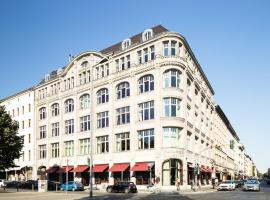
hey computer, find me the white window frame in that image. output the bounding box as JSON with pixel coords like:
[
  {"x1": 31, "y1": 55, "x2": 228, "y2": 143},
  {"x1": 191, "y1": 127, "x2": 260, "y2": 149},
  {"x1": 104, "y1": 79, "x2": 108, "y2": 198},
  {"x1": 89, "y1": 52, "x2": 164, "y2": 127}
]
[{"x1": 138, "y1": 129, "x2": 154, "y2": 149}]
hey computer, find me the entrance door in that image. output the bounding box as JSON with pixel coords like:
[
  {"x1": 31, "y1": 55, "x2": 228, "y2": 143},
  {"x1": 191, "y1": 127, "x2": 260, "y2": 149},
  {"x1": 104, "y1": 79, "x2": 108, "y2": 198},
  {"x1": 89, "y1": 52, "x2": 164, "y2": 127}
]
[{"x1": 162, "y1": 159, "x2": 182, "y2": 186}]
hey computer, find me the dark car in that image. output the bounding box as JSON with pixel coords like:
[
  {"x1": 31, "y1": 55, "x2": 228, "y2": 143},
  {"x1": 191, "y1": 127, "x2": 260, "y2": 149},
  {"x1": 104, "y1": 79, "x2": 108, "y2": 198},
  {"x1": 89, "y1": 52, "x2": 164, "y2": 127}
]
[{"x1": 106, "y1": 182, "x2": 137, "y2": 193}]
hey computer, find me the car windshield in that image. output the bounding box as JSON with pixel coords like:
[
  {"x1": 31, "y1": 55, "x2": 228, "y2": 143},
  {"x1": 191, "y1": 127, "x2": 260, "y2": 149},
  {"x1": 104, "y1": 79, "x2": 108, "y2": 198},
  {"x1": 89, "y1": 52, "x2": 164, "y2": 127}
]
[{"x1": 247, "y1": 180, "x2": 258, "y2": 184}]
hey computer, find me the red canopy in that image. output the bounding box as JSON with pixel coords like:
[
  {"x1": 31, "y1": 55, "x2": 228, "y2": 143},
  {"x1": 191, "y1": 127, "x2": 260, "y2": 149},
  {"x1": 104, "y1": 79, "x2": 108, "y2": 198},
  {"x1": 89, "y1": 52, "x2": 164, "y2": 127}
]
[
  {"x1": 200, "y1": 166, "x2": 208, "y2": 173},
  {"x1": 72, "y1": 165, "x2": 89, "y2": 172},
  {"x1": 46, "y1": 167, "x2": 58, "y2": 173},
  {"x1": 56, "y1": 166, "x2": 74, "y2": 173},
  {"x1": 109, "y1": 163, "x2": 129, "y2": 172},
  {"x1": 131, "y1": 162, "x2": 149, "y2": 171},
  {"x1": 93, "y1": 164, "x2": 109, "y2": 173}
]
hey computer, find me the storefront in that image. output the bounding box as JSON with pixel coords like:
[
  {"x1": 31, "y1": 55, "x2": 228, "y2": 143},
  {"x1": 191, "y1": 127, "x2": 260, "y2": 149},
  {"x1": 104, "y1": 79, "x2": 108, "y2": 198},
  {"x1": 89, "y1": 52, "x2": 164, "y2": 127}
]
[
  {"x1": 56, "y1": 166, "x2": 74, "y2": 183},
  {"x1": 162, "y1": 159, "x2": 183, "y2": 186},
  {"x1": 109, "y1": 163, "x2": 130, "y2": 183},
  {"x1": 72, "y1": 165, "x2": 90, "y2": 186},
  {"x1": 131, "y1": 162, "x2": 155, "y2": 185},
  {"x1": 187, "y1": 163, "x2": 194, "y2": 185},
  {"x1": 46, "y1": 166, "x2": 59, "y2": 181},
  {"x1": 93, "y1": 164, "x2": 109, "y2": 185}
]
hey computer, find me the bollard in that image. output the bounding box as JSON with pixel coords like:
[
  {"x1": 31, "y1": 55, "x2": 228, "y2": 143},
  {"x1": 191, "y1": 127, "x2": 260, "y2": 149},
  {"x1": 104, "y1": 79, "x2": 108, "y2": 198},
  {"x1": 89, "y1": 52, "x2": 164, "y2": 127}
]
[{"x1": 32, "y1": 184, "x2": 34, "y2": 192}]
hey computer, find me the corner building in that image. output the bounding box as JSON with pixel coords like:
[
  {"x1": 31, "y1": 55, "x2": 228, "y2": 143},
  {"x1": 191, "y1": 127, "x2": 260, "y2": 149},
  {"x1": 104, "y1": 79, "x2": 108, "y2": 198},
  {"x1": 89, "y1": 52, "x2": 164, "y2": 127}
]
[{"x1": 33, "y1": 25, "x2": 243, "y2": 189}]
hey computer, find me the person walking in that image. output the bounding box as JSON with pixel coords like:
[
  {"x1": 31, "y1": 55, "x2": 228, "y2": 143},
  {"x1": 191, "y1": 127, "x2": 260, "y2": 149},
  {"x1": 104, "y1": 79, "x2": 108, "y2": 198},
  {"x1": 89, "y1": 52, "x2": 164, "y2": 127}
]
[{"x1": 176, "y1": 178, "x2": 180, "y2": 191}]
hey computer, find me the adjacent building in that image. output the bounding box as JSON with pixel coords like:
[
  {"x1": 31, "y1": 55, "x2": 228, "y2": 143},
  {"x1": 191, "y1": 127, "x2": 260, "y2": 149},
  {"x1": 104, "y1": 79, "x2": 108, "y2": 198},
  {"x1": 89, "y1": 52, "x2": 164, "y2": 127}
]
[{"x1": 0, "y1": 25, "x2": 257, "y2": 188}]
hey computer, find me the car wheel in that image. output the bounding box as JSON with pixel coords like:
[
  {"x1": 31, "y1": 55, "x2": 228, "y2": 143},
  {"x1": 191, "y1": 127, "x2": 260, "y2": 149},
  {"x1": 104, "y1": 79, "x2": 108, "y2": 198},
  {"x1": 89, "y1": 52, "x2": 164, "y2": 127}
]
[
  {"x1": 107, "y1": 188, "x2": 112, "y2": 193},
  {"x1": 72, "y1": 188, "x2": 75, "y2": 191},
  {"x1": 124, "y1": 188, "x2": 129, "y2": 193},
  {"x1": 60, "y1": 188, "x2": 64, "y2": 191}
]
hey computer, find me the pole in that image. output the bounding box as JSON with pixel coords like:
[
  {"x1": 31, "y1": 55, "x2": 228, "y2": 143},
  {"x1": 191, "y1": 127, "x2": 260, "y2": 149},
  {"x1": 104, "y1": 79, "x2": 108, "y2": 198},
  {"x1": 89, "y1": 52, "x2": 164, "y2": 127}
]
[{"x1": 66, "y1": 159, "x2": 68, "y2": 199}]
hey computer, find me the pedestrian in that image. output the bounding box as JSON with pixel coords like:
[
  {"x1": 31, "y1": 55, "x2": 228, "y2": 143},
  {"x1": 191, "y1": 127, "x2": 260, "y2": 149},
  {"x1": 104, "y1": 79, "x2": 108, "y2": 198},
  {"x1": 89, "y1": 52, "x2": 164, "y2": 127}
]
[
  {"x1": 212, "y1": 178, "x2": 215, "y2": 189},
  {"x1": 176, "y1": 178, "x2": 180, "y2": 191}
]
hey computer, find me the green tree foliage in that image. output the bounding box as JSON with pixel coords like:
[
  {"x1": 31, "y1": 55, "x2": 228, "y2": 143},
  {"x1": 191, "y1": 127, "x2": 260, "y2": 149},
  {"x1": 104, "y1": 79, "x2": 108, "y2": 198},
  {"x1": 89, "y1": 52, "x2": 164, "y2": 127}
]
[{"x1": 0, "y1": 105, "x2": 23, "y2": 170}]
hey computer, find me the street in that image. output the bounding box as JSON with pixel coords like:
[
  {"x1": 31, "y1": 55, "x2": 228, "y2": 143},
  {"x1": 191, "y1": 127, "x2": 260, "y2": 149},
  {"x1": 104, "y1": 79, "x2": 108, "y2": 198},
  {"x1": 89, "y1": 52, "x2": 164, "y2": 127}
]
[{"x1": 1, "y1": 181, "x2": 270, "y2": 200}]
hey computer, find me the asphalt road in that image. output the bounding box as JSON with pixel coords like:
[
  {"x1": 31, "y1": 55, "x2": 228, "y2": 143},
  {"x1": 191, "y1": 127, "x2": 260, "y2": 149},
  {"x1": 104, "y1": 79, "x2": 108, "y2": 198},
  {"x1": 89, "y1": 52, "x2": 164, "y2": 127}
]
[{"x1": 1, "y1": 181, "x2": 269, "y2": 200}]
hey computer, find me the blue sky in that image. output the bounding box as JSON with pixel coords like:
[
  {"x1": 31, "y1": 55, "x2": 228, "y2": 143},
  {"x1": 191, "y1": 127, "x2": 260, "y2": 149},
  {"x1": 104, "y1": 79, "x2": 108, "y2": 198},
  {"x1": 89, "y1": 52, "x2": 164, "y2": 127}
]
[{"x1": 0, "y1": 0, "x2": 269, "y2": 173}]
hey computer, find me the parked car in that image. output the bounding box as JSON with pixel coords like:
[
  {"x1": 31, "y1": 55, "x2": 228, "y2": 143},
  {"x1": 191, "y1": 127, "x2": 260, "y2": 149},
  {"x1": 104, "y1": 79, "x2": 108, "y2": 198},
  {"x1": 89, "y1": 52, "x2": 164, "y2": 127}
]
[
  {"x1": 0, "y1": 179, "x2": 7, "y2": 188},
  {"x1": 60, "y1": 181, "x2": 84, "y2": 191},
  {"x1": 217, "y1": 180, "x2": 236, "y2": 191},
  {"x1": 106, "y1": 182, "x2": 137, "y2": 193},
  {"x1": 243, "y1": 179, "x2": 260, "y2": 191}
]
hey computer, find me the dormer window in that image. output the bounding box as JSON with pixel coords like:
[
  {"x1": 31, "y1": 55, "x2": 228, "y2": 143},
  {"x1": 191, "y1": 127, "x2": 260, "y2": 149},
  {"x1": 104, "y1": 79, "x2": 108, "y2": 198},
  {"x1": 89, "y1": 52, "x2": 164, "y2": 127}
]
[
  {"x1": 142, "y1": 29, "x2": 153, "y2": 41},
  {"x1": 122, "y1": 38, "x2": 131, "y2": 50},
  {"x1": 81, "y1": 61, "x2": 89, "y2": 68}
]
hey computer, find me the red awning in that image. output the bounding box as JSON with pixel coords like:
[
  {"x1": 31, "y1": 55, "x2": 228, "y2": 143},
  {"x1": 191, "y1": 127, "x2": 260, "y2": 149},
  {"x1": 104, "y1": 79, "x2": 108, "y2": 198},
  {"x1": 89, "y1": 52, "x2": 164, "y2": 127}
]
[
  {"x1": 72, "y1": 165, "x2": 89, "y2": 172},
  {"x1": 131, "y1": 162, "x2": 149, "y2": 171},
  {"x1": 93, "y1": 164, "x2": 109, "y2": 173},
  {"x1": 56, "y1": 166, "x2": 74, "y2": 173},
  {"x1": 109, "y1": 163, "x2": 129, "y2": 172},
  {"x1": 46, "y1": 167, "x2": 58, "y2": 173},
  {"x1": 200, "y1": 167, "x2": 208, "y2": 173}
]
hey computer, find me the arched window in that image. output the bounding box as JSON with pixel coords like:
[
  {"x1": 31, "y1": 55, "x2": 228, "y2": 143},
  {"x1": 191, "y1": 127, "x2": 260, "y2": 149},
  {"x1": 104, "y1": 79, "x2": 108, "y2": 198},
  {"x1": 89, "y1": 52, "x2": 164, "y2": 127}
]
[
  {"x1": 116, "y1": 82, "x2": 130, "y2": 99},
  {"x1": 122, "y1": 38, "x2": 131, "y2": 50},
  {"x1": 64, "y1": 99, "x2": 74, "y2": 113},
  {"x1": 39, "y1": 107, "x2": 46, "y2": 120},
  {"x1": 97, "y1": 88, "x2": 109, "y2": 104},
  {"x1": 163, "y1": 98, "x2": 181, "y2": 117},
  {"x1": 142, "y1": 29, "x2": 153, "y2": 41},
  {"x1": 51, "y1": 103, "x2": 59, "y2": 117},
  {"x1": 81, "y1": 61, "x2": 89, "y2": 68},
  {"x1": 163, "y1": 69, "x2": 181, "y2": 88},
  {"x1": 162, "y1": 159, "x2": 183, "y2": 186},
  {"x1": 80, "y1": 94, "x2": 90, "y2": 109},
  {"x1": 138, "y1": 74, "x2": 154, "y2": 94}
]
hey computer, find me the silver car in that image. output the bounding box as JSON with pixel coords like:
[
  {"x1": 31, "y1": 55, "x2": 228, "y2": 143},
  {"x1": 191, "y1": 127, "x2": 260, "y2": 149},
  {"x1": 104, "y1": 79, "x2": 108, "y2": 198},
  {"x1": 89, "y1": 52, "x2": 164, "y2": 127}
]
[{"x1": 243, "y1": 179, "x2": 260, "y2": 191}]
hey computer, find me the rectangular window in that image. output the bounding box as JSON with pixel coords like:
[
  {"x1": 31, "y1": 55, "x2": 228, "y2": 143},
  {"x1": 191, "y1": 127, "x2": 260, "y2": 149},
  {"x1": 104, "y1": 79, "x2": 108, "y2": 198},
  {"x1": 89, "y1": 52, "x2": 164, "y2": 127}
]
[
  {"x1": 97, "y1": 135, "x2": 109, "y2": 153},
  {"x1": 163, "y1": 41, "x2": 169, "y2": 56},
  {"x1": 115, "y1": 59, "x2": 120, "y2": 72},
  {"x1": 39, "y1": 125, "x2": 46, "y2": 139},
  {"x1": 163, "y1": 127, "x2": 181, "y2": 148},
  {"x1": 80, "y1": 115, "x2": 91, "y2": 132},
  {"x1": 171, "y1": 41, "x2": 176, "y2": 56},
  {"x1": 143, "y1": 48, "x2": 148, "y2": 63},
  {"x1": 121, "y1": 57, "x2": 125, "y2": 70},
  {"x1": 100, "y1": 65, "x2": 105, "y2": 77},
  {"x1": 28, "y1": 150, "x2": 31, "y2": 161},
  {"x1": 39, "y1": 145, "x2": 46, "y2": 159},
  {"x1": 28, "y1": 134, "x2": 31, "y2": 143},
  {"x1": 138, "y1": 129, "x2": 154, "y2": 150},
  {"x1": 97, "y1": 111, "x2": 109, "y2": 128},
  {"x1": 126, "y1": 55, "x2": 131, "y2": 68},
  {"x1": 64, "y1": 141, "x2": 74, "y2": 156},
  {"x1": 51, "y1": 143, "x2": 59, "y2": 158},
  {"x1": 22, "y1": 106, "x2": 24, "y2": 114},
  {"x1": 79, "y1": 138, "x2": 90, "y2": 155},
  {"x1": 65, "y1": 119, "x2": 74, "y2": 134},
  {"x1": 51, "y1": 122, "x2": 60, "y2": 137},
  {"x1": 28, "y1": 104, "x2": 31, "y2": 112},
  {"x1": 139, "y1": 101, "x2": 154, "y2": 121},
  {"x1": 116, "y1": 132, "x2": 130, "y2": 152},
  {"x1": 150, "y1": 46, "x2": 155, "y2": 60},
  {"x1": 28, "y1": 119, "x2": 31, "y2": 127},
  {"x1": 137, "y1": 51, "x2": 142, "y2": 64},
  {"x1": 116, "y1": 106, "x2": 130, "y2": 125},
  {"x1": 163, "y1": 98, "x2": 181, "y2": 117}
]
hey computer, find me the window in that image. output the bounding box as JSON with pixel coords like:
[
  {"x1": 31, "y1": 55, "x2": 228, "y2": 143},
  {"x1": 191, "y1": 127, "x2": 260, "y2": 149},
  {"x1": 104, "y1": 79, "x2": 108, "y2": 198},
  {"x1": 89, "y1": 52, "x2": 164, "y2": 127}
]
[
  {"x1": 80, "y1": 138, "x2": 90, "y2": 155},
  {"x1": 64, "y1": 99, "x2": 74, "y2": 113},
  {"x1": 163, "y1": 41, "x2": 169, "y2": 56},
  {"x1": 22, "y1": 121, "x2": 25, "y2": 129},
  {"x1": 127, "y1": 55, "x2": 131, "y2": 68},
  {"x1": 97, "y1": 111, "x2": 109, "y2": 128},
  {"x1": 187, "y1": 106, "x2": 192, "y2": 122},
  {"x1": 51, "y1": 122, "x2": 59, "y2": 137},
  {"x1": 80, "y1": 115, "x2": 90, "y2": 132},
  {"x1": 116, "y1": 82, "x2": 130, "y2": 99},
  {"x1": 163, "y1": 127, "x2": 181, "y2": 148},
  {"x1": 28, "y1": 134, "x2": 31, "y2": 143},
  {"x1": 116, "y1": 106, "x2": 130, "y2": 125},
  {"x1": 116, "y1": 132, "x2": 130, "y2": 152},
  {"x1": 171, "y1": 41, "x2": 176, "y2": 56},
  {"x1": 97, "y1": 88, "x2": 109, "y2": 104},
  {"x1": 121, "y1": 57, "x2": 125, "y2": 70},
  {"x1": 28, "y1": 119, "x2": 31, "y2": 127},
  {"x1": 39, "y1": 145, "x2": 46, "y2": 159},
  {"x1": 122, "y1": 38, "x2": 131, "y2": 50},
  {"x1": 81, "y1": 61, "x2": 89, "y2": 68},
  {"x1": 64, "y1": 141, "x2": 74, "y2": 156},
  {"x1": 80, "y1": 94, "x2": 90, "y2": 109},
  {"x1": 115, "y1": 59, "x2": 120, "y2": 72},
  {"x1": 39, "y1": 107, "x2": 46, "y2": 120},
  {"x1": 150, "y1": 46, "x2": 155, "y2": 60},
  {"x1": 143, "y1": 48, "x2": 148, "y2": 63},
  {"x1": 138, "y1": 74, "x2": 154, "y2": 93},
  {"x1": 39, "y1": 125, "x2": 46, "y2": 139},
  {"x1": 142, "y1": 29, "x2": 153, "y2": 41},
  {"x1": 137, "y1": 51, "x2": 142, "y2": 64},
  {"x1": 187, "y1": 79, "x2": 192, "y2": 97},
  {"x1": 97, "y1": 135, "x2": 109, "y2": 153},
  {"x1": 28, "y1": 104, "x2": 31, "y2": 112},
  {"x1": 51, "y1": 103, "x2": 59, "y2": 116},
  {"x1": 51, "y1": 143, "x2": 59, "y2": 158},
  {"x1": 163, "y1": 98, "x2": 181, "y2": 117},
  {"x1": 22, "y1": 106, "x2": 24, "y2": 114},
  {"x1": 28, "y1": 150, "x2": 31, "y2": 161},
  {"x1": 139, "y1": 101, "x2": 154, "y2": 121},
  {"x1": 138, "y1": 129, "x2": 154, "y2": 149},
  {"x1": 65, "y1": 119, "x2": 74, "y2": 134},
  {"x1": 163, "y1": 69, "x2": 181, "y2": 88}
]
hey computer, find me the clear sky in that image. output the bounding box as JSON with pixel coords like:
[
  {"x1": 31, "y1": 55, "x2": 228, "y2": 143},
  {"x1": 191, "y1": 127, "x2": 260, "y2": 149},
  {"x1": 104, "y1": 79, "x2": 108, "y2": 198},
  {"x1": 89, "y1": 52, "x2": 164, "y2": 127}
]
[{"x1": 0, "y1": 0, "x2": 269, "y2": 173}]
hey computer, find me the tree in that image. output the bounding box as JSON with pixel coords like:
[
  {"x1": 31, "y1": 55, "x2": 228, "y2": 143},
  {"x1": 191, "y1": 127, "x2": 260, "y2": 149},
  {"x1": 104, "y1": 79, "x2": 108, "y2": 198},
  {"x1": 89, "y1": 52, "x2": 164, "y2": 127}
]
[{"x1": 0, "y1": 105, "x2": 23, "y2": 170}]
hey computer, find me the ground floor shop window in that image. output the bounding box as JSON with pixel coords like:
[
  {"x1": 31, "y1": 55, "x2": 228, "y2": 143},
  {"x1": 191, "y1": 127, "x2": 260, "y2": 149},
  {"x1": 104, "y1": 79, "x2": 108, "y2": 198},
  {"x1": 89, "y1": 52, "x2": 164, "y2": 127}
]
[
  {"x1": 113, "y1": 171, "x2": 130, "y2": 183},
  {"x1": 187, "y1": 166, "x2": 193, "y2": 185},
  {"x1": 135, "y1": 171, "x2": 154, "y2": 185},
  {"x1": 94, "y1": 171, "x2": 109, "y2": 184}
]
